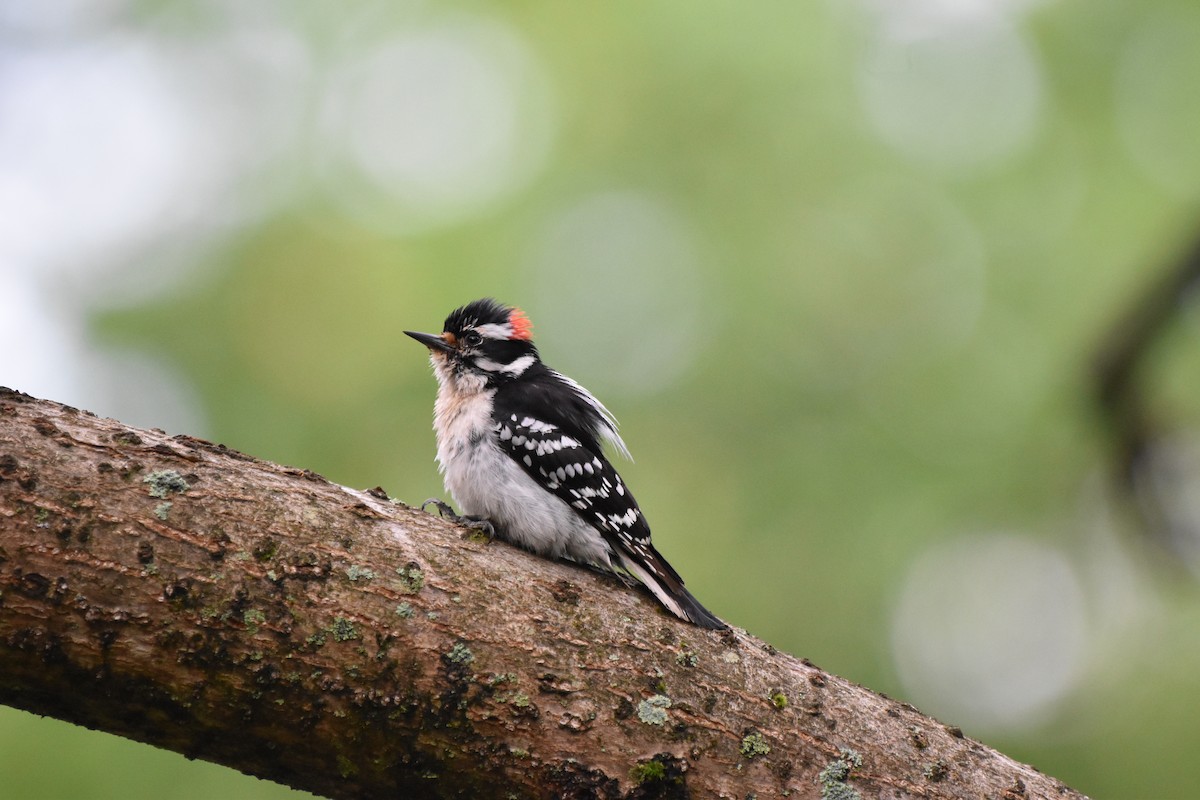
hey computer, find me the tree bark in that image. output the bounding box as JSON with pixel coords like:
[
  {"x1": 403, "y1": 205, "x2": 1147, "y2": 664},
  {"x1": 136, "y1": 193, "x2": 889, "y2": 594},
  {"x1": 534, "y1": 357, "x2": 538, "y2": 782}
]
[{"x1": 0, "y1": 387, "x2": 1086, "y2": 800}]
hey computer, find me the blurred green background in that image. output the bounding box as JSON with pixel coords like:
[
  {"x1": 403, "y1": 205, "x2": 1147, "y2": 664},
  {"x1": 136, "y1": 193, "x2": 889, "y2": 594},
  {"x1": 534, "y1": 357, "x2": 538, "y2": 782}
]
[{"x1": 4, "y1": 0, "x2": 1200, "y2": 797}]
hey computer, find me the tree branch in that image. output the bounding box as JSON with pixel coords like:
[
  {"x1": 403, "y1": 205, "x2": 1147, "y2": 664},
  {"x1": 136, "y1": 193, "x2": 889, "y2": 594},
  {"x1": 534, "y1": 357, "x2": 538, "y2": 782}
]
[{"x1": 0, "y1": 387, "x2": 1086, "y2": 799}]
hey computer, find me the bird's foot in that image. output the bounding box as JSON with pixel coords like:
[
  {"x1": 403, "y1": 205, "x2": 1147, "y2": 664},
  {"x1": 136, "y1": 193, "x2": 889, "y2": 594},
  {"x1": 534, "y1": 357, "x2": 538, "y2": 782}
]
[{"x1": 421, "y1": 498, "x2": 496, "y2": 542}]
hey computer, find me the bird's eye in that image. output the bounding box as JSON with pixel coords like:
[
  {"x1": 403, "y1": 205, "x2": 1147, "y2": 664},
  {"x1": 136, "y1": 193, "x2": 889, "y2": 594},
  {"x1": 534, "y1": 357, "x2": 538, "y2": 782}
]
[{"x1": 463, "y1": 331, "x2": 483, "y2": 347}]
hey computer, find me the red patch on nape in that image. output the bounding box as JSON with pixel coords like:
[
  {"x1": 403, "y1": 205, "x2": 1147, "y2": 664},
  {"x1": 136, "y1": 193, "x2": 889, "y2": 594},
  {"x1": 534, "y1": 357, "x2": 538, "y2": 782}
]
[{"x1": 508, "y1": 308, "x2": 534, "y2": 341}]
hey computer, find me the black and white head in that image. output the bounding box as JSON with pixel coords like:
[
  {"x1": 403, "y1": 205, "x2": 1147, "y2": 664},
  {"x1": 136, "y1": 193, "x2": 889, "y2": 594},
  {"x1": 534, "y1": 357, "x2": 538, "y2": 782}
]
[
  {"x1": 404, "y1": 298, "x2": 540, "y2": 390},
  {"x1": 407, "y1": 298, "x2": 631, "y2": 459}
]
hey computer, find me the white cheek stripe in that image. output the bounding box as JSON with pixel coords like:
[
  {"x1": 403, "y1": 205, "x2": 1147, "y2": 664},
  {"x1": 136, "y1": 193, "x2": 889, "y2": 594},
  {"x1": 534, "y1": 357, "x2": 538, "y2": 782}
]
[
  {"x1": 476, "y1": 354, "x2": 536, "y2": 375},
  {"x1": 501, "y1": 354, "x2": 536, "y2": 375}
]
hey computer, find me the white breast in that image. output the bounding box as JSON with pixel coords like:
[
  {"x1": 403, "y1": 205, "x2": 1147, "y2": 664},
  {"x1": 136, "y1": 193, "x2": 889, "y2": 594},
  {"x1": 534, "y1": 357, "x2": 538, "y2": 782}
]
[
  {"x1": 432, "y1": 378, "x2": 494, "y2": 469},
  {"x1": 431, "y1": 376, "x2": 614, "y2": 568}
]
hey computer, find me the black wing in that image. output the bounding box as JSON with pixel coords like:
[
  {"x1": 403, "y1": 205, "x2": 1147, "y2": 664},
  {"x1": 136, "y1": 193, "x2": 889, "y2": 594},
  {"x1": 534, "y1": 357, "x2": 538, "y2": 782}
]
[
  {"x1": 493, "y1": 410, "x2": 652, "y2": 549},
  {"x1": 491, "y1": 406, "x2": 726, "y2": 629}
]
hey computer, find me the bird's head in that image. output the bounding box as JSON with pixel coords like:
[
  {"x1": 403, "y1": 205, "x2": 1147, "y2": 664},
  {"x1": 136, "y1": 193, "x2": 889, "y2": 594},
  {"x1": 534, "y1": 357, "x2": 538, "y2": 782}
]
[{"x1": 405, "y1": 298, "x2": 540, "y2": 388}]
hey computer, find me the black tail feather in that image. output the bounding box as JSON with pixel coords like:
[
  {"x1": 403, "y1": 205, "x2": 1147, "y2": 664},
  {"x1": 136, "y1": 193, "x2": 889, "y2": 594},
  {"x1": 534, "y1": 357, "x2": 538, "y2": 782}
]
[
  {"x1": 669, "y1": 582, "x2": 727, "y2": 629},
  {"x1": 618, "y1": 544, "x2": 727, "y2": 630}
]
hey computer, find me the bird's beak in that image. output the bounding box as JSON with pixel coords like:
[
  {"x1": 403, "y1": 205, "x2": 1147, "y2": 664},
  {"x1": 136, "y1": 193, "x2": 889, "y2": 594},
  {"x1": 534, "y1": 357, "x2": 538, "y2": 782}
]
[{"x1": 404, "y1": 330, "x2": 456, "y2": 355}]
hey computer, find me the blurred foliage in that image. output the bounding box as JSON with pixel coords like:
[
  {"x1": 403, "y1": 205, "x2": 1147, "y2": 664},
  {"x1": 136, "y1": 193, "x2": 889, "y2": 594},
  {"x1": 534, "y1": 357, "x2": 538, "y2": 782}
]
[{"x1": 5, "y1": 0, "x2": 1200, "y2": 798}]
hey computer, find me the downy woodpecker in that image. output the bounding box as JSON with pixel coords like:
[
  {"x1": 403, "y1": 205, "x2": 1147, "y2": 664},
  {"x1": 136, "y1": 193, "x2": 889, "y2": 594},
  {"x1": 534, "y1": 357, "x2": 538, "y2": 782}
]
[{"x1": 405, "y1": 298, "x2": 725, "y2": 629}]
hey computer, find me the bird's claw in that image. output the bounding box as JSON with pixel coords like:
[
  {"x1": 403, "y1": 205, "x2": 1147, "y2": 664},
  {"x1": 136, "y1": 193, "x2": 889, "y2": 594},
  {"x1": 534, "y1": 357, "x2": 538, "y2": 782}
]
[
  {"x1": 421, "y1": 498, "x2": 457, "y2": 517},
  {"x1": 421, "y1": 498, "x2": 495, "y2": 542},
  {"x1": 458, "y1": 516, "x2": 496, "y2": 542}
]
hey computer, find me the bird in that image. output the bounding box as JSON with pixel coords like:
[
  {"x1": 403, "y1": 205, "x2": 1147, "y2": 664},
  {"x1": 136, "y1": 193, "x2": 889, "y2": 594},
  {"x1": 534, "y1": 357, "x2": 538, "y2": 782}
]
[{"x1": 405, "y1": 298, "x2": 726, "y2": 629}]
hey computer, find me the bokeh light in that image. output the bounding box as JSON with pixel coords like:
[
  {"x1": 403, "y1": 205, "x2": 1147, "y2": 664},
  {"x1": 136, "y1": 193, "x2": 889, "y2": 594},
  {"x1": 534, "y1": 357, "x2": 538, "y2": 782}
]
[
  {"x1": 891, "y1": 532, "x2": 1088, "y2": 731},
  {"x1": 0, "y1": 37, "x2": 197, "y2": 272},
  {"x1": 0, "y1": 0, "x2": 129, "y2": 35},
  {"x1": 526, "y1": 190, "x2": 707, "y2": 396},
  {"x1": 857, "y1": 7, "x2": 1043, "y2": 170},
  {"x1": 318, "y1": 11, "x2": 555, "y2": 233}
]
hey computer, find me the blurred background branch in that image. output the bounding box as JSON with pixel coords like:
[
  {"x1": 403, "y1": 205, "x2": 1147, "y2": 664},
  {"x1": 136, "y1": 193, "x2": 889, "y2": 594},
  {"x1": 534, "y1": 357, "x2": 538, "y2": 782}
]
[{"x1": 1093, "y1": 227, "x2": 1200, "y2": 567}]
